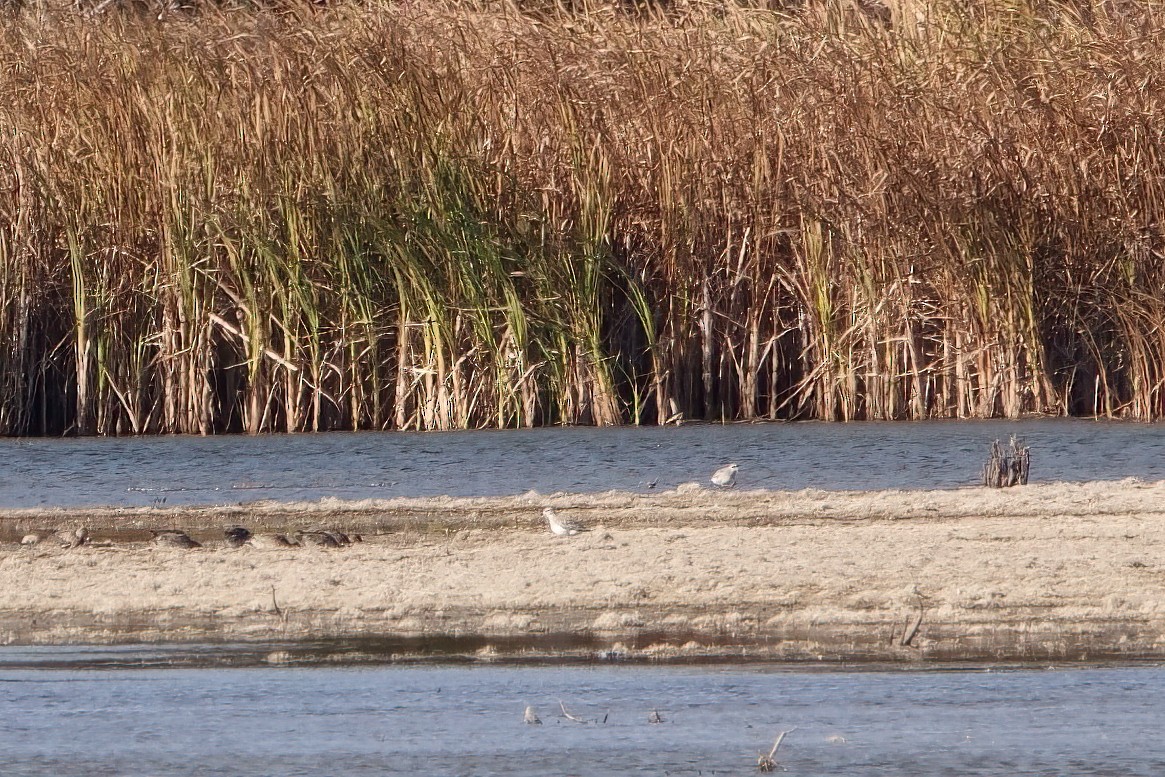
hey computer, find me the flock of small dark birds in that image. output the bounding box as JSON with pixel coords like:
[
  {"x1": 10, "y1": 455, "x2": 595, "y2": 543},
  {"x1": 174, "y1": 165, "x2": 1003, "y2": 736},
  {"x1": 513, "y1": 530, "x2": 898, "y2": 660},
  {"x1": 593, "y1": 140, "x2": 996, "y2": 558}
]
[
  {"x1": 18, "y1": 526, "x2": 361, "y2": 551},
  {"x1": 22, "y1": 461, "x2": 741, "y2": 549}
]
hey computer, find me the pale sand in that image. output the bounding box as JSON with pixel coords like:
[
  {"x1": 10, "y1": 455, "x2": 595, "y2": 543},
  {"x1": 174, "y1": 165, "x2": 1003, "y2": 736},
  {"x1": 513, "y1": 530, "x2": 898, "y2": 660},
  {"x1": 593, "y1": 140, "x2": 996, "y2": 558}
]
[{"x1": 2, "y1": 478, "x2": 1164, "y2": 662}]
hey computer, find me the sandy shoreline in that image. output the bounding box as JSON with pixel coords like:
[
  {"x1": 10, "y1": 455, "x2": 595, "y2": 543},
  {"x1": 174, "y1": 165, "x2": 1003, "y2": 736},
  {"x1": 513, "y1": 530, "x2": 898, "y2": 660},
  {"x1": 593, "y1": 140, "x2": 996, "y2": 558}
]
[{"x1": 2, "y1": 479, "x2": 1164, "y2": 664}]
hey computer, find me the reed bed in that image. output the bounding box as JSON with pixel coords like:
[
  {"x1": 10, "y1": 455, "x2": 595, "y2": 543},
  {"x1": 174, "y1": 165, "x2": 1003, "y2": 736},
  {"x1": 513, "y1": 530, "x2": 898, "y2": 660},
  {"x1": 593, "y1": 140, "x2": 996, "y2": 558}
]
[{"x1": 2, "y1": 0, "x2": 1165, "y2": 434}]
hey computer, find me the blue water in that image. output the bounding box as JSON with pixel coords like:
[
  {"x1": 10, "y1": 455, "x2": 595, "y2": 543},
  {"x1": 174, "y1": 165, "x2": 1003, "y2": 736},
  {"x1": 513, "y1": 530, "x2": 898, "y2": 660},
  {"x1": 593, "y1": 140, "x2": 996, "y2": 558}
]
[
  {"x1": 0, "y1": 418, "x2": 1162, "y2": 508},
  {"x1": 1, "y1": 662, "x2": 1163, "y2": 776}
]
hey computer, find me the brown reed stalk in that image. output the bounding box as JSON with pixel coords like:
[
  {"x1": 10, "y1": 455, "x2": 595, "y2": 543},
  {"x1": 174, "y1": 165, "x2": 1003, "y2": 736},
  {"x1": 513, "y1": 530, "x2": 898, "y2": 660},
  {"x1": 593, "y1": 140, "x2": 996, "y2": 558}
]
[{"x1": 1, "y1": 0, "x2": 1165, "y2": 434}]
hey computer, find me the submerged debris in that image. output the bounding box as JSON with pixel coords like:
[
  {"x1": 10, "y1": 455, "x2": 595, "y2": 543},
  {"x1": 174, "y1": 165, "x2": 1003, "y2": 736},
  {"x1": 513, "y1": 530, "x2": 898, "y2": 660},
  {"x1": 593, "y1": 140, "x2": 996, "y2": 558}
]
[
  {"x1": 983, "y1": 436, "x2": 1030, "y2": 488},
  {"x1": 558, "y1": 700, "x2": 606, "y2": 724},
  {"x1": 757, "y1": 728, "x2": 796, "y2": 773}
]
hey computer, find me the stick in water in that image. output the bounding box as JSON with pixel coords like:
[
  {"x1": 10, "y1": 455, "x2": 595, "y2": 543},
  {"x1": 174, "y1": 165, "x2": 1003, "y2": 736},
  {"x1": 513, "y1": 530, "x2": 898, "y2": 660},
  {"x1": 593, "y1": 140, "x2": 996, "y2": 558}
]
[
  {"x1": 757, "y1": 727, "x2": 797, "y2": 773},
  {"x1": 559, "y1": 700, "x2": 589, "y2": 724}
]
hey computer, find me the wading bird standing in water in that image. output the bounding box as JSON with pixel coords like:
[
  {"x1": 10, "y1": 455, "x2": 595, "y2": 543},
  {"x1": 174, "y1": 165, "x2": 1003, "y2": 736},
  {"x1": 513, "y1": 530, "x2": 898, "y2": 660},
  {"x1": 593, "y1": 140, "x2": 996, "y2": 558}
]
[
  {"x1": 710, "y1": 463, "x2": 739, "y2": 488},
  {"x1": 543, "y1": 507, "x2": 589, "y2": 537}
]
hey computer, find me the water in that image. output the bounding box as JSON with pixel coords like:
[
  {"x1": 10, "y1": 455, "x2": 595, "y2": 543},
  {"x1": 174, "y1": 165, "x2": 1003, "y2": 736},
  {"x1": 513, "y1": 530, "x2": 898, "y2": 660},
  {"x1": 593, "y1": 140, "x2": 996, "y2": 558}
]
[
  {"x1": 0, "y1": 418, "x2": 1163, "y2": 509},
  {"x1": 1, "y1": 662, "x2": 1163, "y2": 776}
]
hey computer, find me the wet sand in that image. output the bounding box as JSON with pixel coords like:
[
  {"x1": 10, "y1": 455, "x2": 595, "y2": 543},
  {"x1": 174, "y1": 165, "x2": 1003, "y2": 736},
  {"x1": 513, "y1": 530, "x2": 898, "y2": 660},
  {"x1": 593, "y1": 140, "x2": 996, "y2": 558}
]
[{"x1": 2, "y1": 479, "x2": 1164, "y2": 664}]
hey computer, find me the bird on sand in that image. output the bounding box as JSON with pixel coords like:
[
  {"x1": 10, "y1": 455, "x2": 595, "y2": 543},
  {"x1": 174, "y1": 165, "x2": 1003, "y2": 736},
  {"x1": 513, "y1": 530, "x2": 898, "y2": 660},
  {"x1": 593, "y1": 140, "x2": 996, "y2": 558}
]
[
  {"x1": 54, "y1": 528, "x2": 89, "y2": 548},
  {"x1": 224, "y1": 526, "x2": 252, "y2": 548},
  {"x1": 710, "y1": 463, "x2": 739, "y2": 488},
  {"x1": 314, "y1": 529, "x2": 353, "y2": 546},
  {"x1": 296, "y1": 530, "x2": 341, "y2": 548},
  {"x1": 246, "y1": 533, "x2": 297, "y2": 549},
  {"x1": 151, "y1": 530, "x2": 201, "y2": 549},
  {"x1": 543, "y1": 507, "x2": 589, "y2": 537}
]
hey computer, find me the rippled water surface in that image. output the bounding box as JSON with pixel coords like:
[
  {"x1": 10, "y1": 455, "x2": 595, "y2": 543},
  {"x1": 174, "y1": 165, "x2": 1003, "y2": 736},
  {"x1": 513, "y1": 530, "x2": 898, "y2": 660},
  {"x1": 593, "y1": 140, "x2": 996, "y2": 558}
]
[
  {"x1": 2, "y1": 662, "x2": 1163, "y2": 776},
  {"x1": 0, "y1": 418, "x2": 1162, "y2": 508}
]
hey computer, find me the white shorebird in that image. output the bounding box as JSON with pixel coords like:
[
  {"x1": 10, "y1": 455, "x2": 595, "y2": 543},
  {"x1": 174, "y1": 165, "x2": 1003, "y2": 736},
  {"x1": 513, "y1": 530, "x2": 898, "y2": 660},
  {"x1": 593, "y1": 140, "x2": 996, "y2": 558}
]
[
  {"x1": 543, "y1": 507, "x2": 589, "y2": 537},
  {"x1": 523, "y1": 705, "x2": 542, "y2": 725},
  {"x1": 710, "y1": 463, "x2": 739, "y2": 488}
]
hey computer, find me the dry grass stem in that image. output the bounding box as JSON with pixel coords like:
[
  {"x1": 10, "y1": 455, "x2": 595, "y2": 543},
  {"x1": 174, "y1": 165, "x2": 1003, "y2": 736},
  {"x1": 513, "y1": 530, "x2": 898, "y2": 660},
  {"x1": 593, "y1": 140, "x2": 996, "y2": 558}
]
[
  {"x1": 2, "y1": 1, "x2": 1164, "y2": 433},
  {"x1": 758, "y1": 727, "x2": 796, "y2": 772}
]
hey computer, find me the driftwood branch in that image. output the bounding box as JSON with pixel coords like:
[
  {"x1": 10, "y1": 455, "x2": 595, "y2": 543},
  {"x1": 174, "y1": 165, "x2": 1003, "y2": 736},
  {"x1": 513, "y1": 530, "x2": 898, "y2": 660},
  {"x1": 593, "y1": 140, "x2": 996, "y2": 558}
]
[
  {"x1": 559, "y1": 700, "x2": 589, "y2": 724},
  {"x1": 900, "y1": 602, "x2": 924, "y2": 647},
  {"x1": 757, "y1": 727, "x2": 797, "y2": 772},
  {"x1": 898, "y1": 586, "x2": 928, "y2": 648},
  {"x1": 983, "y1": 436, "x2": 1030, "y2": 488}
]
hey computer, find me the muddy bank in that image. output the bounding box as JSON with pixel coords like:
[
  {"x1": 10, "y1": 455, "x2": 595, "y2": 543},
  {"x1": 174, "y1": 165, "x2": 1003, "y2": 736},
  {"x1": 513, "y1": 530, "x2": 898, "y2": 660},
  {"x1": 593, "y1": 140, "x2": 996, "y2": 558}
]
[{"x1": 2, "y1": 479, "x2": 1164, "y2": 664}]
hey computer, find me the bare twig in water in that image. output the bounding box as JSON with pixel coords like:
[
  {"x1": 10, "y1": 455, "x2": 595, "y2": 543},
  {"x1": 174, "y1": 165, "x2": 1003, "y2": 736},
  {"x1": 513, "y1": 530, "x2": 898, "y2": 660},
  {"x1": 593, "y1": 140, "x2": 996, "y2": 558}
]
[
  {"x1": 559, "y1": 700, "x2": 589, "y2": 724},
  {"x1": 649, "y1": 708, "x2": 664, "y2": 724},
  {"x1": 757, "y1": 727, "x2": 796, "y2": 772}
]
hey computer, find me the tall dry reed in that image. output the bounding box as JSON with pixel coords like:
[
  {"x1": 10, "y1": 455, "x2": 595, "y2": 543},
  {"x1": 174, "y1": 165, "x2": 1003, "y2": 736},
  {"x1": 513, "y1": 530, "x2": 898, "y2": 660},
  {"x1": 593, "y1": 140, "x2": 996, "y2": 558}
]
[{"x1": 2, "y1": 0, "x2": 1164, "y2": 434}]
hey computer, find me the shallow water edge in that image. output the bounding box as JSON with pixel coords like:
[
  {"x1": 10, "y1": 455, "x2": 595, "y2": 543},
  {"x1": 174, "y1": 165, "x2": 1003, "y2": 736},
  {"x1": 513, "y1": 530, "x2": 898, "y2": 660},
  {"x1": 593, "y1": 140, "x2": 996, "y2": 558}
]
[
  {"x1": 2, "y1": 611, "x2": 1161, "y2": 667},
  {"x1": 3, "y1": 637, "x2": 1164, "y2": 673},
  {"x1": 3, "y1": 418, "x2": 1164, "y2": 510}
]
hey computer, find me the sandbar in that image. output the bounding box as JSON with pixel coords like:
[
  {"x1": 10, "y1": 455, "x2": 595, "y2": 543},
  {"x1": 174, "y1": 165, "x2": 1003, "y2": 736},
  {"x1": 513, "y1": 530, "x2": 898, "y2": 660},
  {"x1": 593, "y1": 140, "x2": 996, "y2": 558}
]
[{"x1": 1, "y1": 479, "x2": 1163, "y2": 664}]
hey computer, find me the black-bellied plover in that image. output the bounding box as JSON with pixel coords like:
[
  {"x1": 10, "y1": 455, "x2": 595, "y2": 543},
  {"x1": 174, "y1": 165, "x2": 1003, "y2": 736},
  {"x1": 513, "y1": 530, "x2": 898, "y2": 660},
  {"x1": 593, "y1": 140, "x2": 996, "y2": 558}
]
[
  {"x1": 246, "y1": 533, "x2": 297, "y2": 549},
  {"x1": 543, "y1": 507, "x2": 589, "y2": 537},
  {"x1": 710, "y1": 463, "x2": 739, "y2": 488},
  {"x1": 54, "y1": 528, "x2": 89, "y2": 548},
  {"x1": 295, "y1": 530, "x2": 341, "y2": 548},
  {"x1": 224, "y1": 526, "x2": 252, "y2": 548},
  {"x1": 318, "y1": 529, "x2": 352, "y2": 546},
  {"x1": 151, "y1": 530, "x2": 201, "y2": 549}
]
